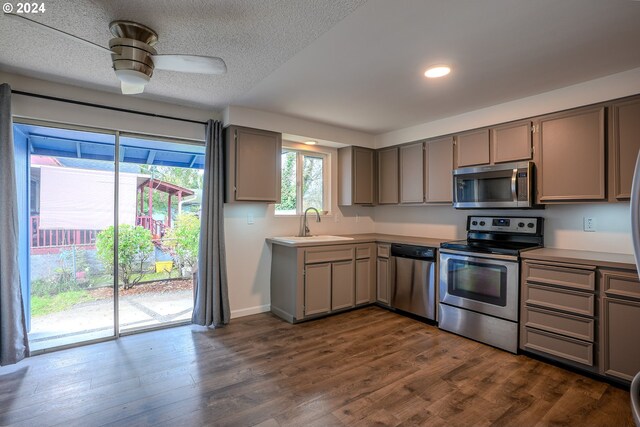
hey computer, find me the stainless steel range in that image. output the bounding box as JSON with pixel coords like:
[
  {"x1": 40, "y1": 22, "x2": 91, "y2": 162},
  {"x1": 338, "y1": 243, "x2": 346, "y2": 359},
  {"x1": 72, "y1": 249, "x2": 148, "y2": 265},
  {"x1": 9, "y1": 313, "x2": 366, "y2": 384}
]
[{"x1": 438, "y1": 216, "x2": 544, "y2": 353}]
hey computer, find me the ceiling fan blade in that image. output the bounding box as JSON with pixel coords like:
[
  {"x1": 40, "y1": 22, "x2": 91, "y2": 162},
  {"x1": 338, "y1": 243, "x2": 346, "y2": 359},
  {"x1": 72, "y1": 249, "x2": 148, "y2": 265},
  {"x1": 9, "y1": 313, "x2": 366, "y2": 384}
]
[
  {"x1": 151, "y1": 55, "x2": 227, "y2": 74},
  {"x1": 121, "y1": 81, "x2": 145, "y2": 95},
  {"x1": 4, "y1": 13, "x2": 112, "y2": 54}
]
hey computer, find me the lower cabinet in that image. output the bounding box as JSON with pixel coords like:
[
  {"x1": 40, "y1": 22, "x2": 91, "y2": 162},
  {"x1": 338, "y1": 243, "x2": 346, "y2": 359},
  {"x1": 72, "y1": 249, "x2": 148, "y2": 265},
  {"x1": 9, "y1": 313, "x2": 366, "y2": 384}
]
[
  {"x1": 270, "y1": 242, "x2": 376, "y2": 323},
  {"x1": 520, "y1": 260, "x2": 640, "y2": 384},
  {"x1": 520, "y1": 260, "x2": 597, "y2": 372},
  {"x1": 376, "y1": 244, "x2": 391, "y2": 305},
  {"x1": 599, "y1": 269, "x2": 640, "y2": 382},
  {"x1": 304, "y1": 263, "x2": 332, "y2": 316}
]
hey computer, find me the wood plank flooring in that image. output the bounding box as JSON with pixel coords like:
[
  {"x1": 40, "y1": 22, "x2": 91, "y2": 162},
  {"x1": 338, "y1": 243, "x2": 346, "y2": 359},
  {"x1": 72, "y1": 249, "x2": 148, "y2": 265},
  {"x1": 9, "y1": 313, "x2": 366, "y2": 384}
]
[{"x1": 0, "y1": 306, "x2": 633, "y2": 426}]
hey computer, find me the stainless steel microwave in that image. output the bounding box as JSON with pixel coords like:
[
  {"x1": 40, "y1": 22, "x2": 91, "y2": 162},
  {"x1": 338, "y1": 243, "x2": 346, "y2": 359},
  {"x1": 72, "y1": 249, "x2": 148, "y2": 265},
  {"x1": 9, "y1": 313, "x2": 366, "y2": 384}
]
[{"x1": 452, "y1": 161, "x2": 535, "y2": 209}]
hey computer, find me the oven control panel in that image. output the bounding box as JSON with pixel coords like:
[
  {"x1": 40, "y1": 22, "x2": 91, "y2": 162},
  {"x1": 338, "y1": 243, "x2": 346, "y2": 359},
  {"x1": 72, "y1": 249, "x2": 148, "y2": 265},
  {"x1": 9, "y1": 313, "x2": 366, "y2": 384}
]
[{"x1": 468, "y1": 216, "x2": 540, "y2": 234}]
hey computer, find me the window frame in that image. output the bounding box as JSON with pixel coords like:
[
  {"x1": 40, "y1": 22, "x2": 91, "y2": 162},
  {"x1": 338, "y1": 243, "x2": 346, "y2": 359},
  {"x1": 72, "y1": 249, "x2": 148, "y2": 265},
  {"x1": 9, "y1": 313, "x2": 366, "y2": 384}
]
[{"x1": 275, "y1": 144, "x2": 331, "y2": 216}]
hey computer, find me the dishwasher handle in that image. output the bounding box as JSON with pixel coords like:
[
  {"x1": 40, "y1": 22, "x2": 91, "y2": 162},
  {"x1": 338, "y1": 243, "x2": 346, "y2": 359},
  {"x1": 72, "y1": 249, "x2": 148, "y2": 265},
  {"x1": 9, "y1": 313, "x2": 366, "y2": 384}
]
[{"x1": 390, "y1": 244, "x2": 436, "y2": 261}]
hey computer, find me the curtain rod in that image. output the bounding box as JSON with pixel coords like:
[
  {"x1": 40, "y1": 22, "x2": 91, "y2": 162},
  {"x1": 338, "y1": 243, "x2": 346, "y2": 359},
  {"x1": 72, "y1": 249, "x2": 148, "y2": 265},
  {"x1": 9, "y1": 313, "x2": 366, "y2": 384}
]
[{"x1": 11, "y1": 90, "x2": 209, "y2": 126}]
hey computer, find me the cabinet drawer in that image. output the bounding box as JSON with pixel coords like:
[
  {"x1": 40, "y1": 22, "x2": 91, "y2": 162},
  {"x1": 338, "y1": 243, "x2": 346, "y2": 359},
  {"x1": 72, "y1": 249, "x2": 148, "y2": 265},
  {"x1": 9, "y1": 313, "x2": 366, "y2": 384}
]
[
  {"x1": 377, "y1": 244, "x2": 390, "y2": 259},
  {"x1": 523, "y1": 306, "x2": 594, "y2": 342},
  {"x1": 523, "y1": 327, "x2": 593, "y2": 366},
  {"x1": 355, "y1": 245, "x2": 372, "y2": 260},
  {"x1": 305, "y1": 247, "x2": 354, "y2": 264},
  {"x1": 524, "y1": 261, "x2": 595, "y2": 291},
  {"x1": 600, "y1": 269, "x2": 640, "y2": 300},
  {"x1": 524, "y1": 283, "x2": 594, "y2": 317}
]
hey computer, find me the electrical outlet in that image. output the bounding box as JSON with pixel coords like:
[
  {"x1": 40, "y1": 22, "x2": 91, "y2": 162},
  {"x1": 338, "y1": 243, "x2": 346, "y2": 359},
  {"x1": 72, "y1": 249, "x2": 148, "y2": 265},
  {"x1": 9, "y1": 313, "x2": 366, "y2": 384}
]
[
  {"x1": 583, "y1": 217, "x2": 596, "y2": 232},
  {"x1": 355, "y1": 214, "x2": 360, "y2": 223},
  {"x1": 247, "y1": 213, "x2": 254, "y2": 225}
]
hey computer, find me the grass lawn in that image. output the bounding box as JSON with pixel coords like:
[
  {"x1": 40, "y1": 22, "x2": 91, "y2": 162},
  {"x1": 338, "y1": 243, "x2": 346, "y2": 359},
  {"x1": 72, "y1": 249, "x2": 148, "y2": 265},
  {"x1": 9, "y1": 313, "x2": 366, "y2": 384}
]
[{"x1": 31, "y1": 290, "x2": 96, "y2": 317}]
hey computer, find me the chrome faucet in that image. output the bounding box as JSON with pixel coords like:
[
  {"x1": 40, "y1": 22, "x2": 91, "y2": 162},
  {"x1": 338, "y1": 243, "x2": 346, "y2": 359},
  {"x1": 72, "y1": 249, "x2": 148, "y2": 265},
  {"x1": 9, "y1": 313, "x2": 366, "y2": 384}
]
[{"x1": 298, "y1": 207, "x2": 321, "y2": 237}]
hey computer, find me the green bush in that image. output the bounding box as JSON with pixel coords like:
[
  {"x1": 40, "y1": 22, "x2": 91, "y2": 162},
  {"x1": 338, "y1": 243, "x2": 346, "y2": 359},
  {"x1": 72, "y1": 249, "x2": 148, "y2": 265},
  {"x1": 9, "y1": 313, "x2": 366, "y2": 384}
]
[
  {"x1": 165, "y1": 213, "x2": 200, "y2": 272},
  {"x1": 96, "y1": 224, "x2": 154, "y2": 289}
]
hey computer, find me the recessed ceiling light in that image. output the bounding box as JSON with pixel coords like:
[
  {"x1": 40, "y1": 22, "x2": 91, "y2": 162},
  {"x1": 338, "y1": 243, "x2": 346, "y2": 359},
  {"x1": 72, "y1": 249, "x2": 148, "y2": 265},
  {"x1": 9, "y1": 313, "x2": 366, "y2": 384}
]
[
  {"x1": 304, "y1": 140, "x2": 317, "y2": 145},
  {"x1": 424, "y1": 66, "x2": 451, "y2": 78}
]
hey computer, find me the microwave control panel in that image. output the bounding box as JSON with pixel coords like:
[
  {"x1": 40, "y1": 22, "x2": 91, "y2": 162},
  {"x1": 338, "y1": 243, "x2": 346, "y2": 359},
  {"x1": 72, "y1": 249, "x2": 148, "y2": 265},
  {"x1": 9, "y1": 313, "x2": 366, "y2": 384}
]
[
  {"x1": 517, "y1": 168, "x2": 529, "y2": 202},
  {"x1": 468, "y1": 216, "x2": 540, "y2": 234}
]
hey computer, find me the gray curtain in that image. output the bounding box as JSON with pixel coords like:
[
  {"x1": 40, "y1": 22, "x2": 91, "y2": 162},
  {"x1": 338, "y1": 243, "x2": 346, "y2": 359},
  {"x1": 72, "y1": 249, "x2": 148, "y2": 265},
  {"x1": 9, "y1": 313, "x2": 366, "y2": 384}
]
[
  {"x1": 192, "y1": 120, "x2": 230, "y2": 327},
  {"x1": 0, "y1": 83, "x2": 29, "y2": 365}
]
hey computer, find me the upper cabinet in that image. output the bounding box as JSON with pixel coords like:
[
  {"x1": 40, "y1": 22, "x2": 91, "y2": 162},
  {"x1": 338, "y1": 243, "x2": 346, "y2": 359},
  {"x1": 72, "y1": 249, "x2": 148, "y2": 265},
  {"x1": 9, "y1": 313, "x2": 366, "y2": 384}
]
[
  {"x1": 377, "y1": 146, "x2": 399, "y2": 204},
  {"x1": 491, "y1": 121, "x2": 532, "y2": 164},
  {"x1": 455, "y1": 129, "x2": 490, "y2": 167},
  {"x1": 536, "y1": 107, "x2": 605, "y2": 202},
  {"x1": 225, "y1": 125, "x2": 282, "y2": 203},
  {"x1": 425, "y1": 137, "x2": 454, "y2": 203},
  {"x1": 609, "y1": 97, "x2": 640, "y2": 201},
  {"x1": 338, "y1": 146, "x2": 376, "y2": 206},
  {"x1": 399, "y1": 141, "x2": 425, "y2": 204}
]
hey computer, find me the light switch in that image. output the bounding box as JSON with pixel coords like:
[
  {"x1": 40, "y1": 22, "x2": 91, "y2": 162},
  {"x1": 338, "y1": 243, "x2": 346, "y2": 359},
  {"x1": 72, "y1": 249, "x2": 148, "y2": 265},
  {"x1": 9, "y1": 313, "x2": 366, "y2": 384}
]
[{"x1": 247, "y1": 213, "x2": 254, "y2": 225}]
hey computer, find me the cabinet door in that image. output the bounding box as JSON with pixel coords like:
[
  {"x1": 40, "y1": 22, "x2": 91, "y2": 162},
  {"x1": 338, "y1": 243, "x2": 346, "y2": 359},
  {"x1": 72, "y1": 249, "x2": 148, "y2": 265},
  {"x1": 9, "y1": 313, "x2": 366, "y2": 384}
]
[
  {"x1": 304, "y1": 263, "x2": 332, "y2": 316},
  {"x1": 426, "y1": 137, "x2": 454, "y2": 203},
  {"x1": 399, "y1": 142, "x2": 424, "y2": 203},
  {"x1": 610, "y1": 98, "x2": 640, "y2": 200},
  {"x1": 491, "y1": 121, "x2": 532, "y2": 164},
  {"x1": 331, "y1": 260, "x2": 355, "y2": 310},
  {"x1": 376, "y1": 257, "x2": 390, "y2": 305},
  {"x1": 600, "y1": 297, "x2": 640, "y2": 381},
  {"x1": 456, "y1": 129, "x2": 490, "y2": 167},
  {"x1": 231, "y1": 126, "x2": 282, "y2": 202},
  {"x1": 538, "y1": 107, "x2": 605, "y2": 201},
  {"x1": 353, "y1": 147, "x2": 375, "y2": 204},
  {"x1": 355, "y1": 257, "x2": 373, "y2": 305},
  {"x1": 378, "y1": 147, "x2": 399, "y2": 204}
]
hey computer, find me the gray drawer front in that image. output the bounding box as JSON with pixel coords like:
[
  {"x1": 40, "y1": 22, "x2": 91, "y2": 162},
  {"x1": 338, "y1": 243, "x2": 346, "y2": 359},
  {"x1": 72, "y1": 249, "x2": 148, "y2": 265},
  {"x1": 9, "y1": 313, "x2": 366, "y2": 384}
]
[
  {"x1": 523, "y1": 327, "x2": 593, "y2": 366},
  {"x1": 601, "y1": 269, "x2": 640, "y2": 300},
  {"x1": 355, "y1": 245, "x2": 372, "y2": 260},
  {"x1": 524, "y1": 261, "x2": 595, "y2": 291},
  {"x1": 305, "y1": 247, "x2": 354, "y2": 264},
  {"x1": 377, "y1": 244, "x2": 390, "y2": 259},
  {"x1": 523, "y1": 306, "x2": 594, "y2": 342},
  {"x1": 524, "y1": 283, "x2": 594, "y2": 317}
]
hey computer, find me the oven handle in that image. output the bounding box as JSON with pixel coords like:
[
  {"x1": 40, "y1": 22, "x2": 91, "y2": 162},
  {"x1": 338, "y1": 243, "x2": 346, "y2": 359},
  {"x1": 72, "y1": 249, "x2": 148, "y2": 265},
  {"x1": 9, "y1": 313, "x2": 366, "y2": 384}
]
[
  {"x1": 511, "y1": 167, "x2": 518, "y2": 202},
  {"x1": 439, "y1": 248, "x2": 519, "y2": 262}
]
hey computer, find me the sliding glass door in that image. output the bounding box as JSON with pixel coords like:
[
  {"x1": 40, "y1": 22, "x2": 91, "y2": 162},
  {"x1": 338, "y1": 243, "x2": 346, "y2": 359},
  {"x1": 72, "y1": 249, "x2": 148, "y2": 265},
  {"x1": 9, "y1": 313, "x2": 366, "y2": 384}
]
[
  {"x1": 17, "y1": 122, "x2": 117, "y2": 351},
  {"x1": 15, "y1": 120, "x2": 204, "y2": 352}
]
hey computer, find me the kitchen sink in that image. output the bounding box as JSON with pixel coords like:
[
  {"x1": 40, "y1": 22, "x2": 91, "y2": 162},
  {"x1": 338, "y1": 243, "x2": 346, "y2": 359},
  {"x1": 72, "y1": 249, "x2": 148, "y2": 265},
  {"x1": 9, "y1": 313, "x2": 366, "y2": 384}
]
[{"x1": 270, "y1": 235, "x2": 354, "y2": 244}]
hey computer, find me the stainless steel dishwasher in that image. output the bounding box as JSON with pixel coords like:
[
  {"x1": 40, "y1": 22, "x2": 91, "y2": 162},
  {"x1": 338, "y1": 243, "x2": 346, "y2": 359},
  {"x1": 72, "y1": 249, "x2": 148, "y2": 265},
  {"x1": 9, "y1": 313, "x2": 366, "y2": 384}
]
[{"x1": 390, "y1": 243, "x2": 436, "y2": 320}]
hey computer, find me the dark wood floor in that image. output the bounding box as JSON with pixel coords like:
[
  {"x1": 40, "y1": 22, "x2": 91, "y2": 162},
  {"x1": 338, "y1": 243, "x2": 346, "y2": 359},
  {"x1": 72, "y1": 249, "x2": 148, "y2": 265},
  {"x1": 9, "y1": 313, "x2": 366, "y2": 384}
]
[{"x1": 0, "y1": 306, "x2": 632, "y2": 427}]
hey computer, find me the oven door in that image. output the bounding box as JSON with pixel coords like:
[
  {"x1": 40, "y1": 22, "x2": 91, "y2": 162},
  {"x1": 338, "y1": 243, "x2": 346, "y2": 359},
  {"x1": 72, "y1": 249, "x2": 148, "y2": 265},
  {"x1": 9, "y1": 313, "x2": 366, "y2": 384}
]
[{"x1": 439, "y1": 249, "x2": 519, "y2": 321}]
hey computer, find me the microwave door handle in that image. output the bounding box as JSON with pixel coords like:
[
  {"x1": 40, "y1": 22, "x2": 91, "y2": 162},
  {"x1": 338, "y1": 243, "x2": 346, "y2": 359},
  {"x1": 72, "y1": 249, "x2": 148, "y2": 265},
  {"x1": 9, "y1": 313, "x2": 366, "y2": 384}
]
[{"x1": 511, "y1": 168, "x2": 518, "y2": 202}]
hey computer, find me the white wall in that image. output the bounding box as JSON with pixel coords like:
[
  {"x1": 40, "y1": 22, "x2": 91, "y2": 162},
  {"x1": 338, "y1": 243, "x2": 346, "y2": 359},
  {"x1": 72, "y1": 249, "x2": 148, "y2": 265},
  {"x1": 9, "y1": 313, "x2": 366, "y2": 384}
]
[{"x1": 374, "y1": 203, "x2": 632, "y2": 255}]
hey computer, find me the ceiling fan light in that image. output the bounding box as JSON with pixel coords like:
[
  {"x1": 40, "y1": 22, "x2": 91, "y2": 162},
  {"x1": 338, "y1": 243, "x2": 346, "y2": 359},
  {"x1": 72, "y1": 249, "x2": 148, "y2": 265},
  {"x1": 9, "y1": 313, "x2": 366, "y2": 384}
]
[{"x1": 115, "y1": 69, "x2": 151, "y2": 86}]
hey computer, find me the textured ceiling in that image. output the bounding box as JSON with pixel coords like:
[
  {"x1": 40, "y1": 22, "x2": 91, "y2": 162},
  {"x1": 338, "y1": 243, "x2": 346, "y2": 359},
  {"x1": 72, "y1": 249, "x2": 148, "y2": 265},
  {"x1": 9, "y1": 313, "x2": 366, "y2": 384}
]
[
  {"x1": 236, "y1": 0, "x2": 640, "y2": 133},
  {"x1": 1, "y1": 0, "x2": 640, "y2": 135},
  {"x1": 0, "y1": 0, "x2": 366, "y2": 109}
]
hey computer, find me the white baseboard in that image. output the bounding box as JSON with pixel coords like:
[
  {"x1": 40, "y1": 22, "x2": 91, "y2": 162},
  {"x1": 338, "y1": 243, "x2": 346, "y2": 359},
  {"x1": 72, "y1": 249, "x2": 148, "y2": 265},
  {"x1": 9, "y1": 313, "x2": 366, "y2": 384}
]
[{"x1": 230, "y1": 304, "x2": 270, "y2": 319}]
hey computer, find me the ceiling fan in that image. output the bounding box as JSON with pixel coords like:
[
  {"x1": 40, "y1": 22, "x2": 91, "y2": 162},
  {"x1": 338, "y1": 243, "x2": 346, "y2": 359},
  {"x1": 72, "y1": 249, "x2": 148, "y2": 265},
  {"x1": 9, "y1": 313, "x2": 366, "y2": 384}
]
[{"x1": 5, "y1": 14, "x2": 227, "y2": 95}]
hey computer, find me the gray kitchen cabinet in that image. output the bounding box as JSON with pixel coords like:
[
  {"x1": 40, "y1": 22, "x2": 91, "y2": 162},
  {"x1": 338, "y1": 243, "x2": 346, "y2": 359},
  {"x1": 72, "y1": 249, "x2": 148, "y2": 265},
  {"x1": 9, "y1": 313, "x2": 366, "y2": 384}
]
[
  {"x1": 609, "y1": 96, "x2": 640, "y2": 201},
  {"x1": 377, "y1": 146, "x2": 399, "y2": 204},
  {"x1": 491, "y1": 120, "x2": 532, "y2": 164},
  {"x1": 425, "y1": 136, "x2": 454, "y2": 203},
  {"x1": 376, "y1": 244, "x2": 391, "y2": 305},
  {"x1": 455, "y1": 129, "x2": 490, "y2": 168},
  {"x1": 338, "y1": 146, "x2": 376, "y2": 206},
  {"x1": 536, "y1": 106, "x2": 605, "y2": 202},
  {"x1": 599, "y1": 269, "x2": 640, "y2": 382},
  {"x1": 304, "y1": 263, "x2": 332, "y2": 316},
  {"x1": 355, "y1": 244, "x2": 376, "y2": 305},
  {"x1": 520, "y1": 260, "x2": 598, "y2": 371},
  {"x1": 331, "y1": 260, "x2": 355, "y2": 310},
  {"x1": 225, "y1": 125, "x2": 282, "y2": 203},
  {"x1": 399, "y1": 142, "x2": 424, "y2": 204},
  {"x1": 270, "y1": 242, "x2": 364, "y2": 323}
]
